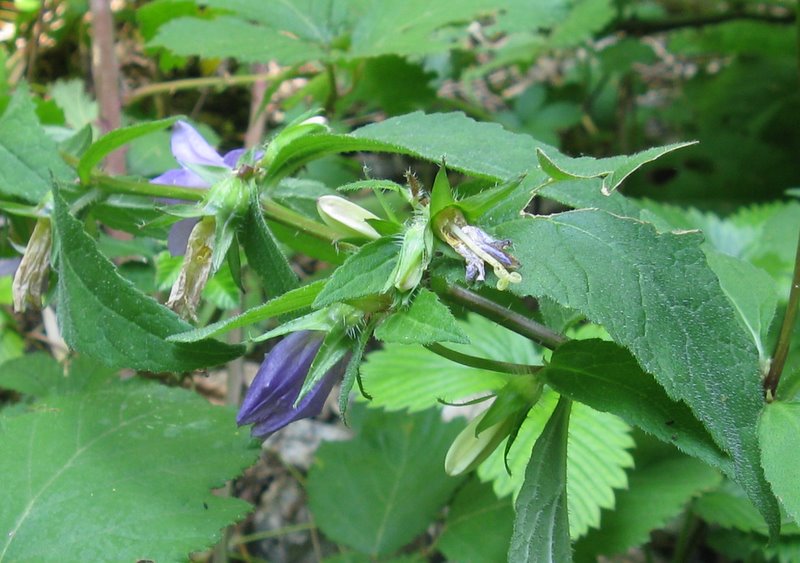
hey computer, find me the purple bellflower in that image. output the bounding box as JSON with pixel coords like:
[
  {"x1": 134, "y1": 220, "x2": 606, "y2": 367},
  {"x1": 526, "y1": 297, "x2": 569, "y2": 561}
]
[
  {"x1": 151, "y1": 121, "x2": 247, "y2": 256},
  {"x1": 237, "y1": 331, "x2": 345, "y2": 438}
]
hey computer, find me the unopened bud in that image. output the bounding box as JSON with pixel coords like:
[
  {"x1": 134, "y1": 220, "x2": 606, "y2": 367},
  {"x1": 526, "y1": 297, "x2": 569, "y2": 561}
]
[
  {"x1": 444, "y1": 410, "x2": 515, "y2": 476},
  {"x1": 12, "y1": 217, "x2": 52, "y2": 313},
  {"x1": 317, "y1": 195, "x2": 380, "y2": 240},
  {"x1": 388, "y1": 220, "x2": 432, "y2": 292},
  {"x1": 166, "y1": 216, "x2": 216, "y2": 321}
]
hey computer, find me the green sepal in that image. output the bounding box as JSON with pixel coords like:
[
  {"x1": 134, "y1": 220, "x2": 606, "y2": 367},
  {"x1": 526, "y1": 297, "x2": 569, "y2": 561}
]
[
  {"x1": 338, "y1": 321, "x2": 375, "y2": 421},
  {"x1": 225, "y1": 232, "x2": 243, "y2": 291},
  {"x1": 366, "y1": 218, "x2": 403, "y2": 236},
  {"x1": 476, "y1": 378, "x2": 542, "y2": 436},
  {"x1": 252, "y1": 303, "x2": 361, "y2": 343},
  {"x1": 296, "y1": 323, "x2": 351, "y2": 407},
  {"x1": 430, "y1": 163, "x2": 456, "y2": 218},
  {"x1": 458, "y1": 174, "x2": 527, "y2": 222},
  {"x1": 338, "y1": 179, "x2": 406, "y2": 194}
]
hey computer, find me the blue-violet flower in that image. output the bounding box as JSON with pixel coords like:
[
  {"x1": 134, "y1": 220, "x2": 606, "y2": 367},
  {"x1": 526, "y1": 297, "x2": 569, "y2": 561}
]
[{"x1": 237, "y1": 331, "x2": 345, "y2": 438}]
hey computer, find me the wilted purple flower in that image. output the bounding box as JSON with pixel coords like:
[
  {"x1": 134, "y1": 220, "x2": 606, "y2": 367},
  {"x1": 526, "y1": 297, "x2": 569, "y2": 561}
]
[
  {"x1": 238, "y1": 331, "x2": 345, "y2": 438},
  {"x1": 151, "y1": 121, "x2": 247, "y2": 256},
  {"x1": 438, "y1": 211, "x2": 521, "y2": 290}
]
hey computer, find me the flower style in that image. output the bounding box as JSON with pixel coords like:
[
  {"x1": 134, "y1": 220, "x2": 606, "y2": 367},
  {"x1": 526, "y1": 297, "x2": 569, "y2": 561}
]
[{"x1": 237, "y1": 331, "x2": 345, "y2": 438}]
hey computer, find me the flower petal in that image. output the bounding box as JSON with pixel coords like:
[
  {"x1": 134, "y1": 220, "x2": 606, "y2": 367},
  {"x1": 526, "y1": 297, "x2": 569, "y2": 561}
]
[
  {"x1": 167, "y1": 218, "x2": 199, "y2": 257},
  {"x1": 171, "y1": 121, "x2": 226, "y2": 169},
  {"x1": 222, "y1": 148, "x2": 246, "y2": 169},
  {"x1": 151, "y1": 168, "x2": 208, "y2": 189}
]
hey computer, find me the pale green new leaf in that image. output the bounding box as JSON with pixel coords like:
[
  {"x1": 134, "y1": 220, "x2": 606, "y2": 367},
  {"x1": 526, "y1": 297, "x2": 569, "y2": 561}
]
[
  {"x1": 361, "y1": 314, "x2": 539, "y2": 412},
  {"x1": 0, "y1": 380, "x2": 258, "y2": 562},
  {"x1": 759, "y1": 401, "x2": 800, "y2": 526},
  {"x1": 478, "y1": 390, "x2": 634, "y2": 539},
  {"x1": 0, "y1": 85, "x2": 74, "y2": 202},
  {"x1": 496, "y1": 209, "x2": 779, "y2": 533},
  {"x1": 48, "y1": 79, "x2": 98, "y2": 131},
  {"x1": 307, "y1": 407, "x2": 464, "y2": 556},
  {"x1": 374, "y1": 288, "x2": 468, "y2": 345}
]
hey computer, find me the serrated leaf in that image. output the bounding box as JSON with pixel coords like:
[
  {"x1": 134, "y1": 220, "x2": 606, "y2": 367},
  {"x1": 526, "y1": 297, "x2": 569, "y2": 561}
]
[
  {"x1": 361, "y1": 314, "x2": 539, "y2": 412},
  {"x1": 48, "y1": 79, "x2": 98, "y2": 131},
  {"x1": 374, "y1": 288, "x2": 468, "y2": 345},
  {"x1": 0, "y1": 380, "x2": 258, "y2": 562},
  {"x1": 496, "y1": 209, "x2": 779, "y2": 533},
  {"x1": 0, "y1": 85, "x2": 74, "y2": 202},
  {"x1": 307, "y1": 407, "x2": 464, "y2": 556},
  {"x1": 438, "y1": 478, "x2": 514, "y2": 562},
  {"x1": 574, "y1": 445, "x2": 722, "y2": 559},
  {"x1": 535, "y1": 142, "x2": 696, "y2": 194},
  {"x1": 52, "y1": 187, "x2": 243, "y2": 372},
  {"x1": 479, "y1": 391, "x2": 634, "y2": 539},
  {"x1": 759, "y1": 401, "x2": 800, "y2": 525},
  {"x1": 242, "y1": 190, "x2": 299, "y2": 298},
  {"x1": 77, "y1": 117, "x2": 180, "y2": 182},
  {"x1": 509, "y1": 396, "x2": 572, "y2": 563},
  {"x1": 542, "y1": 339, "x2": 733, "y2": 475},
  {"x1": 168, "y1": 280, "x2": 325, "y2": 343},
  {"x1": 313, "y1": 237, "x2": 400, "y2": 308}
]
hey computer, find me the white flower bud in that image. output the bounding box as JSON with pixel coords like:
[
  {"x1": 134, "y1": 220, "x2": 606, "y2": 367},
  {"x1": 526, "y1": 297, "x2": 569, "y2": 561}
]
[{"x1": 317, "y1": 195, "x2": 380, "y2": 240}]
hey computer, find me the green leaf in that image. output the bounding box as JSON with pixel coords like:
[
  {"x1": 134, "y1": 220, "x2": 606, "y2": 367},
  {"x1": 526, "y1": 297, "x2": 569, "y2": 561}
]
[
  {"x1": 168, "y1": 280, "x2": 325, "y2": 343},
  {"x1": 707, "y1": 528, "x2": 800, "y2": 563},
  {"x1": 535, "y1": 142, "x2": 696, "y2": 194},
  {"x1": 307, "y1": 407, "x2": 464, "y2": 556},
  {"x1": 339, "y1": 322, "x2": 374, "y2": 418},
  {"x1": 77, "y1": 116, "x2": 180, "y2": 183},
  {"x1": 706, "y1": 249, "x2": 778, "y2": 361},
  {"x1": 48, "y1": 79, "x2": 98, "y2": 131},
  {"x1": 361, "y1": 314, "x2": 539, "y2": 412},
  {"x1": 0, "y1": 379, "x2": 258, "y2": 561},
  {"x1": 374, "y1": 288, "x2": 468, "y2": 345},
  {"x1": 759, "y1": 401, "x2": 800, "y2": 525},
  {"x1": 0, "y1": 85, "x2": 74, "y2": 202},
  {"x1": 574, "y1": 442, "x2": 722, "y2": 559},
  {"x1": 479, "y1": 391, "x2": 634, "y2": 539},
  {"x1": 0, "y1": 353, "x2": 62, "y2": 397},
  {"x1": 313, "y1": 237, "x2": 400, "y2": 308},
  {"x1": 52, "y1": 187, "x2": 243, "y2": 372},
  {"x1": 242, "y1": 190, "x2": 299, "y2": 298},
  {"x1": 509, "y1": 396, "x2": 572, "y2": 563},
  {"x1": 496, "y1": 209, "x2": 779, "y2": 533},
  {"x1": 438, "y1": 478, "x2": 514, "y2": 563},
  {"x1": 542, "y1": 339, "x2": 733, "y2": 475}
]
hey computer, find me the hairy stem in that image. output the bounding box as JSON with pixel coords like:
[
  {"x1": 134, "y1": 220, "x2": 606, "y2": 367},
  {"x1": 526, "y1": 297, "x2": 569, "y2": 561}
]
[
  {"x1": 764, "y1": 230, "x2": 800, "y2": 400},
  {"x1": 441, "y1": 285, "x2": 568, "y2": 350}
]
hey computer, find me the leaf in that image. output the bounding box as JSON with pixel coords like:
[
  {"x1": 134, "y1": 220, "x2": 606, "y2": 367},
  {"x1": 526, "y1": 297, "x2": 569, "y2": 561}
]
[
  {"x1": 759, "y1": 401, "x2": 800, "y2": 525},
  {"x1": 0, "y1": 85, "x2": 74, "y2": 202},
  {"x1": 496, "y1": 209, "x2": 779, "y2": 533},
  {"x1": 241, "y1": 190, "x2": 299, "y2": 298},
  {"x1": 52, "y1": 186, "x2": 243, "y2": 372},
  {"x1": 307, "y1": 407, "x2": 464, "y2": 556},
  {"x1": 77, "y1": 116, "x2": 180, "y2": 183},
  {"x1": 313, "y1": 237, "x2": 400, "y2": 308},
  {"x1": 374, "y1": 288, "x2": 468, "y2": 345},
  {"x1": 0, "y1": 353, "x2": 63, "y2": 397},
  {"x1": 168, "y1": 280, "x2": 325, "y2": 343},
  {"x1": 0, "y1": 380, "x2": 258, "y2": 562},
  {"x1": 535, "y1": 142, "x2": 696, "y2": 194},
  {"x1": 361, "y1": 314, "x2": 539, "y2": 412},
  {"x1": 542, "y1": 339, "x2": 733, "y2": 475},
  {"x1": 707, "y1": 528, "x2": 800, "y2": 563},
  {"x1": 574, "y1": 442, "x2": 722, "y2": 559},
  {"x1": 438, "y1": 478, "x2": 514, "y2": 563},
  {"x1": 508, "y1": 396, "x2": 572, "y2": 563},
  {"x1": 479, "y1": 391, "x2": 634, "y2": 539},
  {"x1": 705, "y1": 249, "x2": 778, "y2": 361},
  {"x1": 48, "y1": 79, "x2": 98, "y2": 130}
]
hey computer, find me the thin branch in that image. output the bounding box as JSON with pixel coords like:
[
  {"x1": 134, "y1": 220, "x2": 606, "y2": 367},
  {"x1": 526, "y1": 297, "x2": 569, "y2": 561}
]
[
  {"x1": 617, "y1": 10, "x2": 795, "y2": 36},
  {"x1": 764, "y1": 230, "x2": 800, "y2": 400},
  {"x1": 440, "y1": 285, "x2": 568, "y2": 350}
]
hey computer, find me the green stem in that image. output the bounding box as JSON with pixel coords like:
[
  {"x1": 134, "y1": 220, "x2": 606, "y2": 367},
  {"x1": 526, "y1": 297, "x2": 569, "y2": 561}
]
[
  {"x1": 232, "y1": 522, "x2": 316, "y2": 545},
  {"x1": 124, "y1": 67, "x2": 311, "y2": 106},
  {"x1": 426, "y1": 343, "x2": 542, "y2": 375},
  {"x1": 764, "y1": 229, "x2": 800, "y2": 400},
  {"x1": 440, "y1": 285, "x2": 568, "y2": 350}
]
